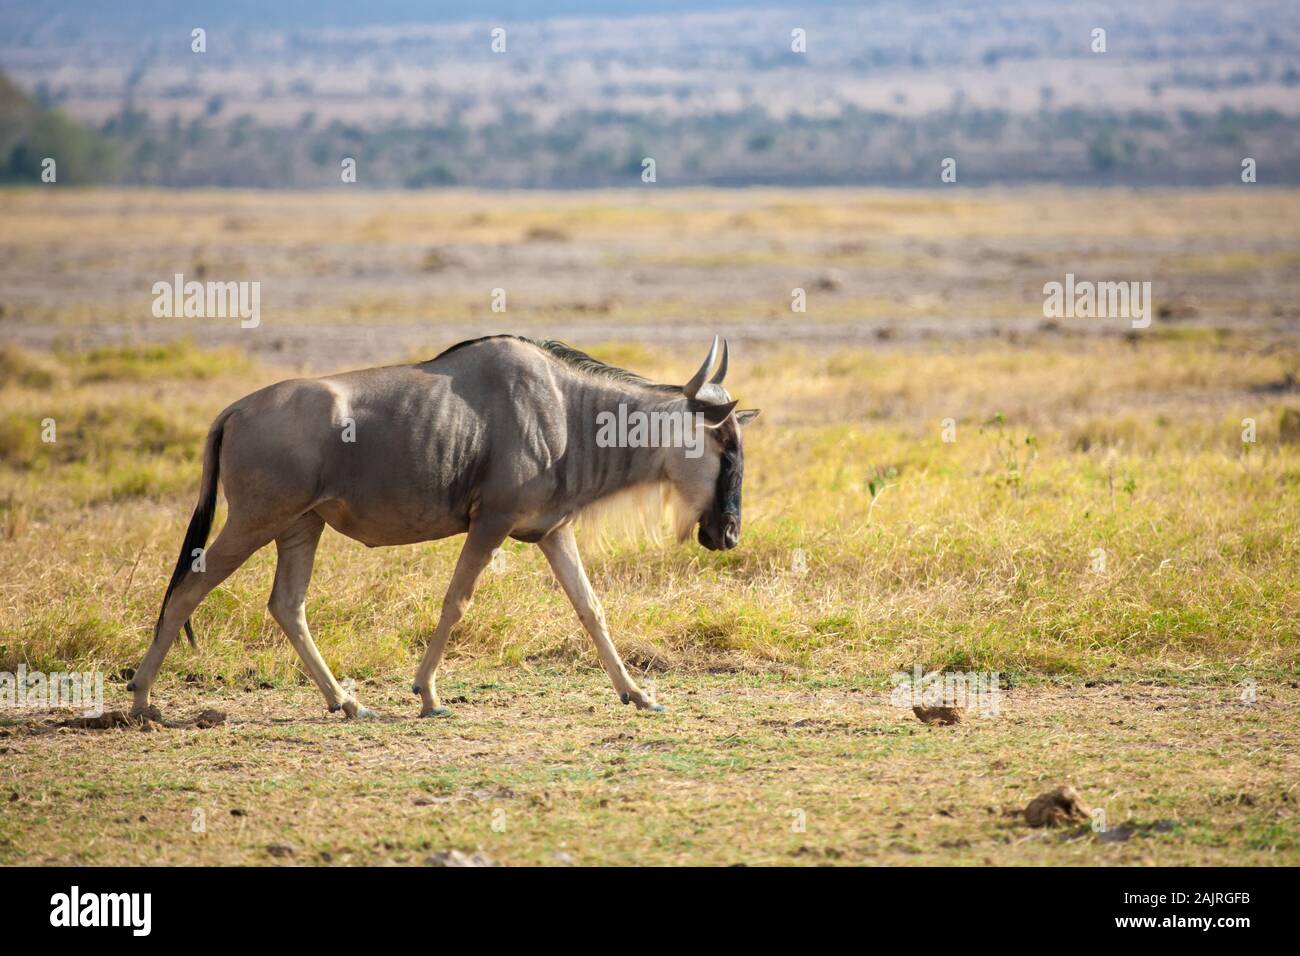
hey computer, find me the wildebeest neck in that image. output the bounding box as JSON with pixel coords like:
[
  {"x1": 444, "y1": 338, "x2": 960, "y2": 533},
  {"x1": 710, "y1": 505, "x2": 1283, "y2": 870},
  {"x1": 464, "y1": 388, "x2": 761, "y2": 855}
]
[{"x1": 558, "y1": 379, "x2": 697, "y2": 512}]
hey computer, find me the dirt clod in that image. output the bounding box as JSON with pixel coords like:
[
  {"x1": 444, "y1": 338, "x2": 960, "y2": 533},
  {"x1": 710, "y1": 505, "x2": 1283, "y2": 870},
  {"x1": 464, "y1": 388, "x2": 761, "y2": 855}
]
[
  {"x1": 912, "y1": 705, "x2": 963, "y2": 726},
  {"x1": 177, "y1": 709, "x2": 227, "y2": 729},
  {"x1": 1024, "y1": 786, "x2": 1092, "y2": 827},
  {"x1": 62, "y1": 707, "x2": 163, "y2": 731},
  {"x1": 59, "y1": 707, "x2": 226, "y2": 732}
]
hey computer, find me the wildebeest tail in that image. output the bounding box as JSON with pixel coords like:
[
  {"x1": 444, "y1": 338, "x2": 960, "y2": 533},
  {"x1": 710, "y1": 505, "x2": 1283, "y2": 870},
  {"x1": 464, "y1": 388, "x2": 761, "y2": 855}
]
[{"x1": 154, "y1": 412, "x2": 228, "y2": 647}]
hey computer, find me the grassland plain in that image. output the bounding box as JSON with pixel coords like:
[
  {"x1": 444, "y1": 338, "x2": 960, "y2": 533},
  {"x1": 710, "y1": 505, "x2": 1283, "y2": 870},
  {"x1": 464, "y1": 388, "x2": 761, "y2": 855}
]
[
  {"x1": 4, "y1": 188, "x2": 1300, "y2": 365},
  {"x1": 0, "y1": 188, "x2": 1298, "y2": 865}
]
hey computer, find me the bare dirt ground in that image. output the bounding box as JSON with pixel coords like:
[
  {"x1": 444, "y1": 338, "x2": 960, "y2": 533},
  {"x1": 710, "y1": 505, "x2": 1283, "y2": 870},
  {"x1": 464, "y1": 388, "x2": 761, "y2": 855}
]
[{"x1": 2, "y1": 674, "x2": 1296, "y2": 866}]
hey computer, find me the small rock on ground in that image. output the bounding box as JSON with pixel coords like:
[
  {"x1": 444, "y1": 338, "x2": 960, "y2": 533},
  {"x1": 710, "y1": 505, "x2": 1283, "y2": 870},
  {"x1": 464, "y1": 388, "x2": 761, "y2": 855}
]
[{"x1": 425, "y1": 849, "x2": 497, "y2": 867}]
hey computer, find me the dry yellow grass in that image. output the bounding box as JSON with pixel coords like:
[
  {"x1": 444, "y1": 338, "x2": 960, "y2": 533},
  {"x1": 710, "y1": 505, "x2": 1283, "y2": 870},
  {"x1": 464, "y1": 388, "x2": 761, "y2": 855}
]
[
  {"x1": 5, "y1": 187, "x2": 1300, "y2": 246},
  {"x1": 1, "y1": 334, "x2": 1297, "y2": 684}
]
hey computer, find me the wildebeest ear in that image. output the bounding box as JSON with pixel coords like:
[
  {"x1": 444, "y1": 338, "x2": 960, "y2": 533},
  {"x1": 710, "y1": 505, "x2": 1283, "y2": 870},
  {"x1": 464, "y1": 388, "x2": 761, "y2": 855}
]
[
  {"x1": 736, "y1": 409, "x2": 761, "y2": 426},
  {"x1": 696, "y1": 399, "x2": 738, "y2": 427}
]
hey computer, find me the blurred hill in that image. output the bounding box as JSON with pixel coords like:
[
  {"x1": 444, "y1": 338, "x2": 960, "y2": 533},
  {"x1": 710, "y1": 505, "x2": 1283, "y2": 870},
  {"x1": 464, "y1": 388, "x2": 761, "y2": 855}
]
[{"x1": 1, "y1": 0, "x2": 1298, "y2": 187}]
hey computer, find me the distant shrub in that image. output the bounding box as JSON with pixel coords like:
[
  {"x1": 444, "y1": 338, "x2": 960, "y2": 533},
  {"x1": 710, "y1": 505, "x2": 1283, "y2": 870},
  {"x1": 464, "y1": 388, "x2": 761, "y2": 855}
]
[{"x1": 0, "y1": 345, "x2": 62, "y2": 389}]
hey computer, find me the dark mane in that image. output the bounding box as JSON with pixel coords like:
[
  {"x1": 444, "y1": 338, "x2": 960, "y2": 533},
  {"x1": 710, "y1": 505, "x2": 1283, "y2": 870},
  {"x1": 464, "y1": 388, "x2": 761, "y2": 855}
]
[{"x1": 432, "y1": 335, "x2": 679, "y2": 393}]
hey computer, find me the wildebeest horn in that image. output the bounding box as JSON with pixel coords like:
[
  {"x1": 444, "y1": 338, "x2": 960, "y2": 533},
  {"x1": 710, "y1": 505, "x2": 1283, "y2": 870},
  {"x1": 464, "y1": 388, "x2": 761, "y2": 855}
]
[
  {"x1": 683, "y1": 336, "x2": 720, "y2": 399},
  {"x1": 709, "y1": 339, "x2": 729, "y2": 385}
]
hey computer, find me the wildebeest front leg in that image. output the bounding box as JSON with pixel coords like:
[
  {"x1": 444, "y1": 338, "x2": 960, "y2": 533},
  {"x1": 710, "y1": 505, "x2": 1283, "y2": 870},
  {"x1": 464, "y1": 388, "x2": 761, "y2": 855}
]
[
  {"x1": 412, "y1": 519, "x2": 510, "y2": 718},
  {"x1": 539, "y1": 524, "x2": 663, "y2": 712}
]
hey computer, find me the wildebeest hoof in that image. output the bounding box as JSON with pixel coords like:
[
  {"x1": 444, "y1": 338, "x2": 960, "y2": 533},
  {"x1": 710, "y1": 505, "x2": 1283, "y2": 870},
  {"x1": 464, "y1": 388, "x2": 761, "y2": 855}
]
[
  {"x1": 623, "y1": 691, "x2": 664, "y2": 712},
  {"x1": 419, "y1": 706, "x2": 452, "y2": 718},
  {"x1": 126, "y1": 681, "x2": 137, "y2": 692},
  {"x1": 411, "y1": 684, "x2": 421, "y2": 696}
]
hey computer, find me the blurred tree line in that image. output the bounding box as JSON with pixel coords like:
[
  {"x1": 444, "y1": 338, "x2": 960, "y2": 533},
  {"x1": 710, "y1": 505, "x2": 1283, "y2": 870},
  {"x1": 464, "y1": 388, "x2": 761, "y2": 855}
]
[
  {"x1": 0, "y1": 73, "x2": 121, "y2": 184},
  {"x1": 3, "y1": 69, "x2": 1298, "y2": 188}
]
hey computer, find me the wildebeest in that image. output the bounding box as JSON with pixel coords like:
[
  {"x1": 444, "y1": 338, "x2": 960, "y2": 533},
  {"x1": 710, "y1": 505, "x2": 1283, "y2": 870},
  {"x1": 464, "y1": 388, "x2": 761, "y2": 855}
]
[{"x1": 128, "y1": 335, "x2": 758, "y2": 718}]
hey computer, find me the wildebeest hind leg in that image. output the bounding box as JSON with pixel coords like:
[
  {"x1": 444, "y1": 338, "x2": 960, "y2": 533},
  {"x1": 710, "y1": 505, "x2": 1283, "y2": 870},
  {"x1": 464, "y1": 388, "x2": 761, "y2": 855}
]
[
  {"x1": 269, "y1": 513, "x2": 372, "y2": 718},
  {"x1": 538, "y1": 524, "x2": 663, "y2": 712},
  {"x1": 130, "y1": 520, "x2": 272, "y2": 716},
  {"x1": 412, "y1": 518, "x2": 511, "y2": 718}
]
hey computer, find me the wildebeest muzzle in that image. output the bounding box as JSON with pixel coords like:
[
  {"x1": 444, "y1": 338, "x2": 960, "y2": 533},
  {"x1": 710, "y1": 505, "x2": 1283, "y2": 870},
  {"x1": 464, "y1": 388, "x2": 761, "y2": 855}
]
[{"x1": 698, "y1": 446, "x2": 742, "y2": 550}]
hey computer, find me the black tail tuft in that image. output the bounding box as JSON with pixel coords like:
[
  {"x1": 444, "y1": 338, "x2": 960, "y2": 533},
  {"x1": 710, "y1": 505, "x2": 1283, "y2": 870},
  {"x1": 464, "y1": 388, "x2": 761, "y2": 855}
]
[{"x1": 154, "y1": 419, "x2": 225, "y2": 648}]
